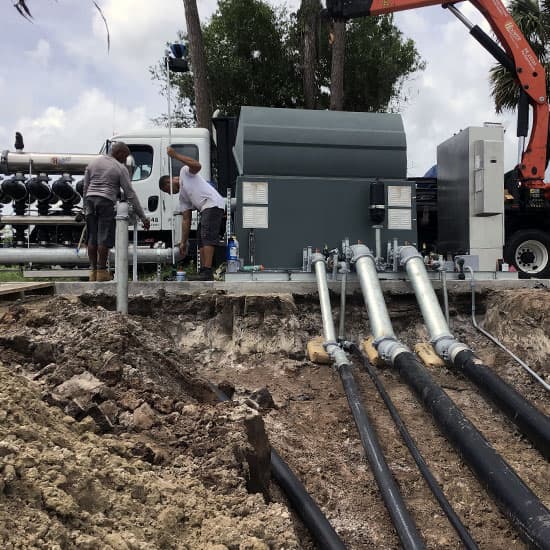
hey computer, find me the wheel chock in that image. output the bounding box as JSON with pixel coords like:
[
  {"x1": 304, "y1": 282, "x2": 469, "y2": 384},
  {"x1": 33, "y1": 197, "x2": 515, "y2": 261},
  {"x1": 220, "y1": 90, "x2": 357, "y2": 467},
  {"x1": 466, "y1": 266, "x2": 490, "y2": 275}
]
[
  {"x1": 414, "y1": 342, "x2": 446, "y2": 368},
  {"x1": 307, "y1": 336, "x2": 331, "y2": 365}
]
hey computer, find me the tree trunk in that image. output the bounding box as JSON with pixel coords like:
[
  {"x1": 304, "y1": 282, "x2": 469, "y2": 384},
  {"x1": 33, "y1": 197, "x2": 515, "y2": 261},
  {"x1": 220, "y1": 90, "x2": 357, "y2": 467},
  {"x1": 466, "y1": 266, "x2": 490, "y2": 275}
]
[
  {"x1": 329, "y1": 19, "x2": 346, "y2": 111},
  {"x1": 302, "y1": 0, "x2": 320, "y2": 109},
  {"x1": 182, "y1": 0, "x2": 211, "y2": 129}
]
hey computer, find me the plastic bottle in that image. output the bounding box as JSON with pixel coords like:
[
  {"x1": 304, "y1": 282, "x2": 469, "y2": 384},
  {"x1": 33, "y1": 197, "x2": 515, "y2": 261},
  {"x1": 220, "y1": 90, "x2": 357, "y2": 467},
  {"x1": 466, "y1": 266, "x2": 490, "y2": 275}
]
[
  {"x1": 227, "y1": 235, "x2": 239, "y2": 261},
  {"x1": 176, "y1": 270, "x2": 186, "y2": 281},
  {"x1": 242, "y1": 264, "x2": 264, "y2": 272}
]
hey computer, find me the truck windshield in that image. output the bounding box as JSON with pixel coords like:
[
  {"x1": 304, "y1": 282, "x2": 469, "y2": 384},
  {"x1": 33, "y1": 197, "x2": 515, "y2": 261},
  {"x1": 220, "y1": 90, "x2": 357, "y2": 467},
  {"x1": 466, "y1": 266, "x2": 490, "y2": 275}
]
[{"x1": 128, "y1": 145, "x2": 153, "y2": 181}]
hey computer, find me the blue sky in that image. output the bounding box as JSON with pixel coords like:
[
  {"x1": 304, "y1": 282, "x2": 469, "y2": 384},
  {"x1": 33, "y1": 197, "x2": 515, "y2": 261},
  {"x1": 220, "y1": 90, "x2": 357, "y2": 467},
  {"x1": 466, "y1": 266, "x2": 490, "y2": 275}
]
[{"x1": 0, "y1": 0, "x2": 518, "y2": 175}]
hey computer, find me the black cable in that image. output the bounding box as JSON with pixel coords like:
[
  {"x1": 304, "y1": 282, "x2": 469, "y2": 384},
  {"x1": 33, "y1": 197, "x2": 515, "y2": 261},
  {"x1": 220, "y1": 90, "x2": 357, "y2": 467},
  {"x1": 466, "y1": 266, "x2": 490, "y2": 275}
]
[{"x1": 350, "y1": 344, "x2": 478, "y2": 550}]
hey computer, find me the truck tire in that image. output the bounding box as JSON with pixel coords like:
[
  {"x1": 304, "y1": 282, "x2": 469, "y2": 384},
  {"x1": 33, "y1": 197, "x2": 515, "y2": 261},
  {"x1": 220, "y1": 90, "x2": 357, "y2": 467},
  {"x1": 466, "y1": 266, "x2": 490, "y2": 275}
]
[{"x1": 505, "y1": 229, "x2": 550, "y2": 278}]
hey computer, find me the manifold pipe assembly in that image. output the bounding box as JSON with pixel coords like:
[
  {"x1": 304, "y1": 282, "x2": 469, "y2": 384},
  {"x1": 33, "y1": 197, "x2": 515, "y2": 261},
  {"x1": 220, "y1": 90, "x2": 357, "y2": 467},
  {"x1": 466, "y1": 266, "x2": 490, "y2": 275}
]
[
  {"x1": 115, "y1": 201, "x2": 129, "y2": 314},
  {"x1": 399, "y1": 246, "x2": 550, "y2": 459},
  {"x1": 0, "y1": 246, "x2": 180, "y2": 265},
  {"x1": 465, "y1": 266, "x2": 550, "y2": 392},
  {"x1": 208, "y1": 383, "x2": 347, "y2": 550},
  {"x1": 312, "y1": 253, "x2": 425, "y2": 550},
  {"x1": 351, "y1": 243, "x2": 550, "y2": 549}
]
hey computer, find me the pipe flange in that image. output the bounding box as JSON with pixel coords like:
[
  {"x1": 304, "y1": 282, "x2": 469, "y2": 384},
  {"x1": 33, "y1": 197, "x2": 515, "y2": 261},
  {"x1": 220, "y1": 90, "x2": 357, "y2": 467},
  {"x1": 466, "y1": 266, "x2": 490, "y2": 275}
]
[
  {"x1": 350, "y1": 243, "x2": 373, "y2": 263},
  {"x1": 399, "y1": 245, "x2": 422, "y2": 268},
  {"x1": 311, "y1": 252, "x2": 325, "y2": 266},
  {"x1": 323, "y1": 340, "x2": 338, "y2": 352}
]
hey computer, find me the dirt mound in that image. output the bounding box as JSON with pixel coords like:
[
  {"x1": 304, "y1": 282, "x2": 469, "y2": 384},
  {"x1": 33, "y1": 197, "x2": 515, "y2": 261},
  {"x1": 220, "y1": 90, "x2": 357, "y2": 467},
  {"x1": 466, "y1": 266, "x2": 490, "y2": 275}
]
[
  {"x1": 0, "y1": 296, "x2": 299, "y2": 549},
  {"x1": 484, "y1": 288, "x2": 550, "y2": 376}
]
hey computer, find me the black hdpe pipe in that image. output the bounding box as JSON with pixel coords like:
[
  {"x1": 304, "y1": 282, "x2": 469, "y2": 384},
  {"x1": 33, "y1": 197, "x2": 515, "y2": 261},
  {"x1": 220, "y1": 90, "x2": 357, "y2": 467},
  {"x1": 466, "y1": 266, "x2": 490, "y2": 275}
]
[
  {"x1": 393, "y1": 351, "x2": 550, "y2": 550},
  {"x1": 208, "y1": 383, "x2": 347, "y2": 550},
  {"x1": 349, "y1": 344, "x2": 479, "y2": 550},
  {"x1": 453, "y1": 348, "x2": 550, "y2": 459},
  {"x1": 351, "y1": 244, "x2": 550, "y2": 549},
  {"x1": 399, "y1": 246, "x2": 550, "y2": 460},
  {"x1": 312, "y1": 252, "x2": 425, "y2": 550}
]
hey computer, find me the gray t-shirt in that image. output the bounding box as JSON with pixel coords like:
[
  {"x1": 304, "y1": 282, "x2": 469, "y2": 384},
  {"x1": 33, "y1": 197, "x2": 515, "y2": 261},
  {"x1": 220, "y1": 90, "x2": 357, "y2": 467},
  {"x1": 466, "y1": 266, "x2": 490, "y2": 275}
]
[
  {"x1": 178, "y1": 166, "x2": 225, "y2": 213},
  {"x1": 83, "y1": 155, "x2": 147, "y2": 221}
]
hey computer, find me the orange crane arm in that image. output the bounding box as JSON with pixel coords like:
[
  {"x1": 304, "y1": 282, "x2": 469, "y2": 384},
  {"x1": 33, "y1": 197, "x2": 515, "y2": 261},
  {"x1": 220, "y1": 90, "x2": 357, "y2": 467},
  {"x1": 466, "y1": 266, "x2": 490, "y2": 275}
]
[{"x1": 325, "y1": 0, "x2": 549, "y2": 187}]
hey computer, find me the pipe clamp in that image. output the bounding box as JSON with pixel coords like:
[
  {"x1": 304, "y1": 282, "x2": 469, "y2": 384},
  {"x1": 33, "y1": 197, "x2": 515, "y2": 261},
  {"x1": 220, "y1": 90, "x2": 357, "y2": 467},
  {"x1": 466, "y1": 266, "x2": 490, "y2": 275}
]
[
  {"x1": 350, "y1": 244, "x2": 373, "y2": 263},
  {"x1": 399, "y1": 245, "x2": 422, "y2": 268}
]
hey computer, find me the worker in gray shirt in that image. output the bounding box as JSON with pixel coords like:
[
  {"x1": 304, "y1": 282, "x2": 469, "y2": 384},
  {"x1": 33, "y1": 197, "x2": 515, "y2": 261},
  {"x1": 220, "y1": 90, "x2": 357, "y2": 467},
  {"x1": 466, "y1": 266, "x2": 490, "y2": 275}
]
[{"x1": 83, "y1": 142, "x2": 150, "y2": 282}]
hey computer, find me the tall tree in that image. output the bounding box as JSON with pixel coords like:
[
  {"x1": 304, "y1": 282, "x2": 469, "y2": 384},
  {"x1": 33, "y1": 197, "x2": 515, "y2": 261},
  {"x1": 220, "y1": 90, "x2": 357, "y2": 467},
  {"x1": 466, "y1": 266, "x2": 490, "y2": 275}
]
[
  {"x1": 490, "y1": 0, "x2": 550, "y2": 113},
  {"x1": 329, "y1": 19, "x2": 346, "y2": 110},
  {"x1": 182, "y1": 0, "x2": 212, "y2": 129},
  {"x1": 299, "y1": 0, "x2": 322, "y2": 109}
]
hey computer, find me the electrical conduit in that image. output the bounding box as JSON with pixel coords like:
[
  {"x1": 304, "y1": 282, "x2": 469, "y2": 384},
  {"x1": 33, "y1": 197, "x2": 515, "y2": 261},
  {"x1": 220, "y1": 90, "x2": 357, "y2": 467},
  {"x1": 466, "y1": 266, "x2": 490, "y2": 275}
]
[
  {"x1": 312, "y1": 252, "x2": 425, "y2": 550},
  {"x1": 351, "y1": 244, "x2": 550, "y2": 549},
  {"x1": 399, "y1": 246, "x2": 550, "y2": 459}
]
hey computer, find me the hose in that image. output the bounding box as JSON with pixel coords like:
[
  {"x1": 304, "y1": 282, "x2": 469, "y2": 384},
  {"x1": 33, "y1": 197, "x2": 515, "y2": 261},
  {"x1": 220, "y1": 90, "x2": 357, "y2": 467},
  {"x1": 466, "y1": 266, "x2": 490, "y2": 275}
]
[
  {"x1": 394, "y1": 351, "x2": 550, "y2": 550},
  {"x1": 208, "y1": 383, "x2": 347, "y2": 550},
  {"x1": 464, "y1": 266, "x2": 550, "y2": 393},
  {"x1": 350, "y1": 344, "x2": 478, "y2": 550}
]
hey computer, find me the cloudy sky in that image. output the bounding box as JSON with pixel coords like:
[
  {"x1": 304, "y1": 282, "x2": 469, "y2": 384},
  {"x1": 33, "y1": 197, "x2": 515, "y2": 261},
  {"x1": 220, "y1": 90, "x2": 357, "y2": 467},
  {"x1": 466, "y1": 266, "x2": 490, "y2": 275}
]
[{"x1": 0, "y1": 0, "x2": 519, "y2": 176}]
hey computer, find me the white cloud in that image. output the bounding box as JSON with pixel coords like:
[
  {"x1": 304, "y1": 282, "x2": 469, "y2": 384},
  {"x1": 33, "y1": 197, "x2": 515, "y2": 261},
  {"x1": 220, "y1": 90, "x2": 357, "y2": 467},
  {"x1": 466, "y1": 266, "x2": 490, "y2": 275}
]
[
  {"x1": 26, "y1": 39, "x2": 51, "y2": 66},
  {"x1": 15, "y1": 89, "x2": 149, "y2": 153}
]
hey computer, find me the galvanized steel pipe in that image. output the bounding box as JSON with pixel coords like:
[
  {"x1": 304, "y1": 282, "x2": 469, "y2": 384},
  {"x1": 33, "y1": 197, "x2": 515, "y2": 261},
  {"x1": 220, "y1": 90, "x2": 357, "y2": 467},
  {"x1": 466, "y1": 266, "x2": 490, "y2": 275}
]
[
  {"x1": 0, "y1": 246, "x2": 180, "y2": 265},
  {"x1": 115, "y1": 201, "x2": 129, "y2": 314}
]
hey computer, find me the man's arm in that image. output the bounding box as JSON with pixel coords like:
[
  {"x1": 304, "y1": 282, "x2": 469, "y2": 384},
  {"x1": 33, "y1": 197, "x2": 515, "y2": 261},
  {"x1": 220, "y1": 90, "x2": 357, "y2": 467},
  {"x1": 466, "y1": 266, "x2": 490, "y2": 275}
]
[
  {"x1": 180, "y1": 209, "x2": 192, "y2": 257},
  {"x1": 167, "y1": 147, "x2": 201, "y2": 174},
  {"x1": 117, "y1": 166, "x2": 150, "y2": 228}
]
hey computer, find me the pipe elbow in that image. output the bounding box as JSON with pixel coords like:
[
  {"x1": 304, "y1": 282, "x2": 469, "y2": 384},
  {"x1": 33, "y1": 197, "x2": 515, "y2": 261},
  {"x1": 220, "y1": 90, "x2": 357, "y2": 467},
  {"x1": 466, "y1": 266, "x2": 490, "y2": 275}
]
[
  {"x1": 350, "y1": 243, "x2": 373, "y2": 263},
  {"x1": 399, "y1": 245, "x2": 422, "y2": 268}
]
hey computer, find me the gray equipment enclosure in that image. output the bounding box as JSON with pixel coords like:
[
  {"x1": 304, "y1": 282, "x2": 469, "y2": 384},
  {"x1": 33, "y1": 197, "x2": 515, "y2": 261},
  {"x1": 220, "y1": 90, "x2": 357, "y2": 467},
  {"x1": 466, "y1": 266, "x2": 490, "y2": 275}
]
[{"x1": 233, "y1": 107, "x2": 417, "y2": 268}]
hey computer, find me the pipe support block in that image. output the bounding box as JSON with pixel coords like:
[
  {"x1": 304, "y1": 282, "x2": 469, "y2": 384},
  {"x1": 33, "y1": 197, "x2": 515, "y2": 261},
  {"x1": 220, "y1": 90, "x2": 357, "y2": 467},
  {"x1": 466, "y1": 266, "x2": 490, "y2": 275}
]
[{"x1": 399, "y1": 245, "x2": 423, "y2": 267}]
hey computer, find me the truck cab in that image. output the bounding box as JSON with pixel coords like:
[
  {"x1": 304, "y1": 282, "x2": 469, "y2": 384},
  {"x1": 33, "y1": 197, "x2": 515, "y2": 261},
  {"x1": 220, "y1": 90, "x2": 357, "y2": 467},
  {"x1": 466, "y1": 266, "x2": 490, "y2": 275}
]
[{"x1": 112, "y1": 128, "x2": 211, "y2": 245}]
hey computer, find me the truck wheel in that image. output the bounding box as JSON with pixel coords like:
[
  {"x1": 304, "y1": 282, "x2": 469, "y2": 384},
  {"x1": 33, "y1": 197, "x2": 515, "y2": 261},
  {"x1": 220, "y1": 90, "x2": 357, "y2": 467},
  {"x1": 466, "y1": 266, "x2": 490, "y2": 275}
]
[{"x1": 505, "y1": 229, "x2": 550, "y2": 277}]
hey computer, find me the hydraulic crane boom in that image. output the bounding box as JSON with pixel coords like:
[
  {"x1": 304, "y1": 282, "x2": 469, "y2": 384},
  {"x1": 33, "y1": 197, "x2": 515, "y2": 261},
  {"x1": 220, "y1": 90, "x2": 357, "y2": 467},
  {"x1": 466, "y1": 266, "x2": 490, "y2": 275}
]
[{"x1": 325, "y1": 0, "x2": 550, "y2": 193}]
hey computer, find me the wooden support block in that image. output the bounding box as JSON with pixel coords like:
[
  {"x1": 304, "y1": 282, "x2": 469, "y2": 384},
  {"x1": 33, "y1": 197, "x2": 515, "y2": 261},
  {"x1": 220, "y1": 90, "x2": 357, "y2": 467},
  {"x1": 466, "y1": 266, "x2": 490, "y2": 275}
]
[
  {"x1": 362, "y1": 336, "x2": 384, "y2": 367},
  {"x1": 306, "y1": 336, "x2": 331, "y2": 365},
  {"x1": 414, "y1": 342, "x2": 446, "y2": 368}
]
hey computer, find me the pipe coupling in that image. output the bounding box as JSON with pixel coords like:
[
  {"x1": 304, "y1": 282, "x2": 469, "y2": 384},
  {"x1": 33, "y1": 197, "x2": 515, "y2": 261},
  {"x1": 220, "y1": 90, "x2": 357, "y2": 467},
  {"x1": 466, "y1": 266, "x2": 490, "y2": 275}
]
[
  {"x1": 311, "y1": 252, "x2": 326, "y2": 266},
  {"x1": 350, "y1": 243, "x2": 373, "y2": 263},
  {"x1": 376, "y1": 337, "x2": 410, "y2": 365},
  {"x1": 116, "y1": 201, "x2": 129, "y2": 220},
  {"x1": 433, "y1": 336, "x2": 469, "y2": 362},
  {"x1": 399, "y1": 245, "x2": 422, "y2": 268}
]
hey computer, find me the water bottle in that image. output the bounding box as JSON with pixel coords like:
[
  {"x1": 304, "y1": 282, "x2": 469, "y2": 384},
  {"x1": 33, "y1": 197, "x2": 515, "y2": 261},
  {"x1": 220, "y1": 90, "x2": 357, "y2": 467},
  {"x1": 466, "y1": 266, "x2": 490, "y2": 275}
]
[
  {"x1": 176, "y1": 269, "x2": 186, "y2": 281},
  {"x1": 228, "y1": 235, "x2": 239, "y2": 261}
]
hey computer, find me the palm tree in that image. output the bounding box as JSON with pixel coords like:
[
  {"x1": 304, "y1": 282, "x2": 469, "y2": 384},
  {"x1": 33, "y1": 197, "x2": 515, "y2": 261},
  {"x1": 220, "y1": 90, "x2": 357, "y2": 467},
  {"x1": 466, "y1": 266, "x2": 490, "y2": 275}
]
[
  {"x1": 490, "y1": 0, "x2": 550, "y2": 113},
  {"x1": 182, "y1": 0, "x2": 212, "y2": 129},
  {"x1": 13, "y1": 0, "x2": 111, "y2": 51}
]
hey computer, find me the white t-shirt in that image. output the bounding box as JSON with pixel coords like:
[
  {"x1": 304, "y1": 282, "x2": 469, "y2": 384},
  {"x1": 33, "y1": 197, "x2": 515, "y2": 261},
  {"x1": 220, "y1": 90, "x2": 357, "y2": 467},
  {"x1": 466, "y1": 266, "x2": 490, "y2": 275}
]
[{"x1": 178, "y1": 166, "x2": 225, "y2": 213}]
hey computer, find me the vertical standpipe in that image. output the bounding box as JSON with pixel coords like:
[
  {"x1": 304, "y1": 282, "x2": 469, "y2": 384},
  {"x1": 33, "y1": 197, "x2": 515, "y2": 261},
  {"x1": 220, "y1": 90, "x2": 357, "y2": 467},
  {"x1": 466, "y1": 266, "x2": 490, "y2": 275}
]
[
  {"x1": 115, "y1": 201, "x2": 129, "y2": 314},
  {"x1": 399, "y1": 246, "x2": 550, "y2": 458},
  {"x1": 351, "y1": 245, "x2": 550, "y2": 549},
  {"x1": 312, "y1": 253, "x2": 426, "y2": 550}
]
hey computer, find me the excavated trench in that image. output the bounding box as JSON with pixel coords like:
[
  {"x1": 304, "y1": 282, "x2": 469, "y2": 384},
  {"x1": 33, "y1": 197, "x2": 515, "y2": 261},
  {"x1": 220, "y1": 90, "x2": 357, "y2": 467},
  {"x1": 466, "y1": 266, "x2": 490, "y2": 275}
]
[{"x1": 0, "y1": 287, "x2": 548, "y2": 549}]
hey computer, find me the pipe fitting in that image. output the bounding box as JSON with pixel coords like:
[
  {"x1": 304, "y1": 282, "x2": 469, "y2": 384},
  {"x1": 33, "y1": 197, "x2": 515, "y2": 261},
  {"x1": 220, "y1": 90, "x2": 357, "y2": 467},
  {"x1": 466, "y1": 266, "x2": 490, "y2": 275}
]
[
  {"x1": 311, "y1": 252, "x2": 326, "y2": 266},
  {"x1": 433, "y1": 336, "x2": 469, "y2": 362},
  {"x1": 376, "y1": 337, "x2": 410, "y2": 365},
  {"x1": 116, "y1": 201, "x2": 129, "y2": 220},
  {"x1": 399, "y1": 245, "x2": 422, "y2": 268},
  {"x1": 350, "y1": 243, "x2": 373, "y2": 263}
]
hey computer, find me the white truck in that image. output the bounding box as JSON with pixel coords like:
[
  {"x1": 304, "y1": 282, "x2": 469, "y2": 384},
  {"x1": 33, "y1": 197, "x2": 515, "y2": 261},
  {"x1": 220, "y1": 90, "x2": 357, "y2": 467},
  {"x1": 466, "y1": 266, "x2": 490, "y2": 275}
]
[{"x1": 0, "y1": 128, "x2": 214, "y2": 259}]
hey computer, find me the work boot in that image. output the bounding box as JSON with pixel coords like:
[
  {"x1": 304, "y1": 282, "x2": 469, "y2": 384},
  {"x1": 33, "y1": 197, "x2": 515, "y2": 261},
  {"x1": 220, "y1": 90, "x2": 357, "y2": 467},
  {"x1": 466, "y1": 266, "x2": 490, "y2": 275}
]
[
  {"x1": 96, "y1": 269, "x2": 112, "y2": 282},
  {"x1": 198, "y1": 267, "x2": 214, "y2": 281},
  {"x1": 89, "y1": 269, "x2": 97, "y2": 282}
]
